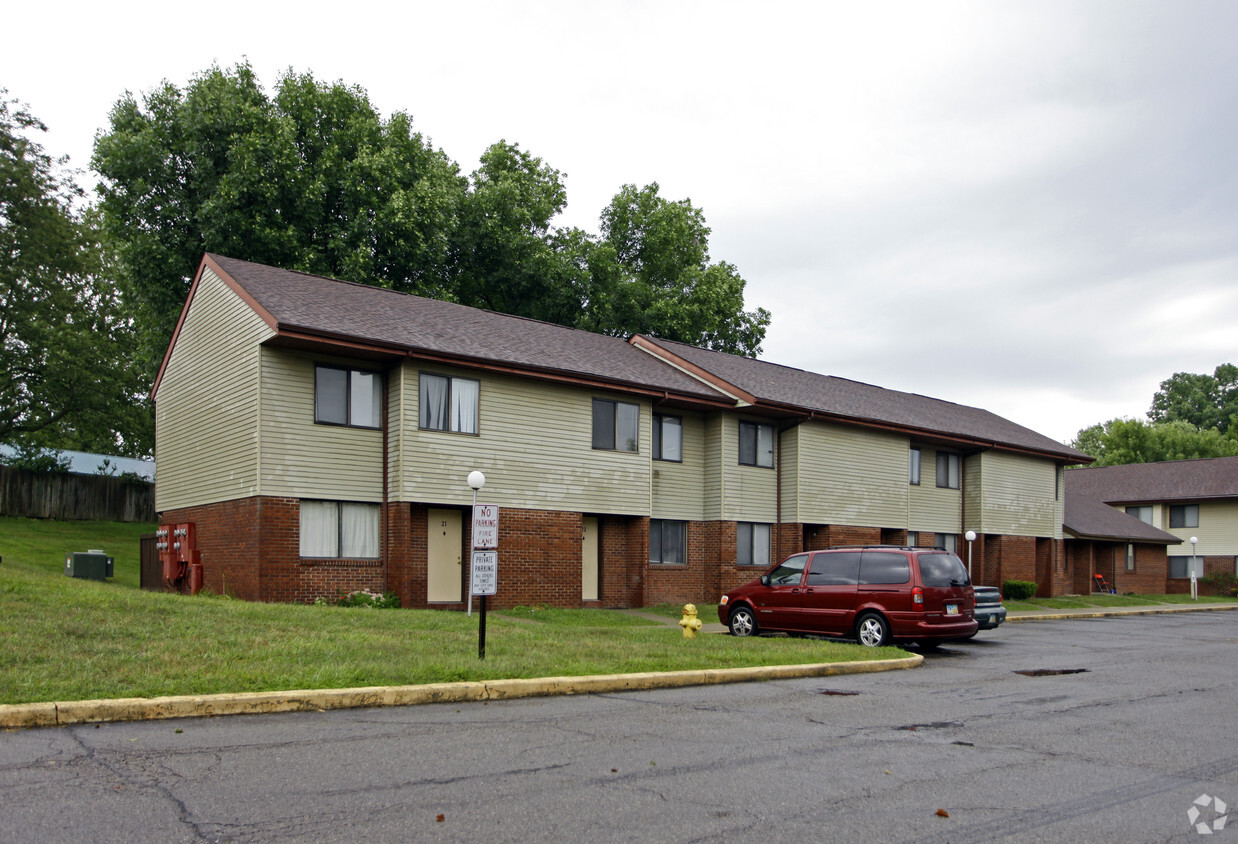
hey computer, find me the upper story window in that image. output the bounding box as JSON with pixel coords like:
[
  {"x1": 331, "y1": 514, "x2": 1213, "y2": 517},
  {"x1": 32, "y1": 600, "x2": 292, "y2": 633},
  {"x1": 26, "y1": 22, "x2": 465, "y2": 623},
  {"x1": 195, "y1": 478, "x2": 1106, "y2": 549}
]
[
  {"x1": 1125, "y1": 505, "x2": 1153, "y2": 524},
  {"x1": 910, "y1": 447, "x2": 921, "y2": 485},
  {"x1": 739, "y1": 421, "x2": 774, "y2": 468},
  {"x1": 315, "y1": 366, "x2": 382, "y2": 429},
  {"x1": 1169, "y1": 504, "x2": 1199, "y2": 529},
  {"x1": 936, "y1": 452, "x2": 960, "y2": 489},
  {"x1": 420, "y1": 373, "x2": 479, "y2": 434},
  {"x1": 593, "y1": 399, "x2": 639, "y2": 452},
  {"x1": 653, "y1": 414, "x2": 682, "y2": 462}
]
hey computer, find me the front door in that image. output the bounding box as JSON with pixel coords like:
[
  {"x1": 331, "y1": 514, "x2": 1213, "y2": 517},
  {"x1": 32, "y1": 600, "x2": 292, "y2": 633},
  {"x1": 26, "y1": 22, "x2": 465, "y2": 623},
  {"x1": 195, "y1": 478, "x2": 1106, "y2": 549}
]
[
  {"x1": 427, "y1": 509, "x2": 462, "y2": 602},
  {"x1": 582, "y1": 517, "x2": 599, "y2": 601}
]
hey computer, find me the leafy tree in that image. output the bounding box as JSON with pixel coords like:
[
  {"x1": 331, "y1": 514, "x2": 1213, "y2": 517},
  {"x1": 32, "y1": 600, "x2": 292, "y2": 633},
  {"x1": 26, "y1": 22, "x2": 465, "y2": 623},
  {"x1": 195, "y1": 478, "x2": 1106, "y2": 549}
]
[
  {"x1": 95, "y1": 64, "x2": 771, "y2": 371},
  {"x1": 597, "y1": 183, "x2": 770, "y2": 356},
  {"x1": 93, "y1": 62, "x2": 466, "y2": 376},
  {"x1": 1071, "y1": 418, "x2": 1238, "y2": 466},
  {"x1": 452, "y1": 141, "x2": 581, "y2": 324},
  {"x1": 0, "y1": 95, "x2": 151, "y2": 457},
  {"x1": 1148, "y1": 364, "x2": 1238, "y2": 434}
]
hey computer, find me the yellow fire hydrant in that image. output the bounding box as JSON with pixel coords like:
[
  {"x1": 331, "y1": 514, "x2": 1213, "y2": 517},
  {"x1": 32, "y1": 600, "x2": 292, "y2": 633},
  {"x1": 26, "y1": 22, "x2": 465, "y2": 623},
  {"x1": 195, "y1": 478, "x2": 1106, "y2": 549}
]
[{"x1": 679, "y1": 603, "x2": 703, "y2": 639}]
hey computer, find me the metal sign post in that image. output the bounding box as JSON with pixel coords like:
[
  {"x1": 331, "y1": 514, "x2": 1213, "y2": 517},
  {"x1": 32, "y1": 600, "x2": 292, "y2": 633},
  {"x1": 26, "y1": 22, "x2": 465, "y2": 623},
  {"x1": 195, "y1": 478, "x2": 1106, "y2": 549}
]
[{"x1": 471, "y1": 551, "x2": 498, "y2": 659}]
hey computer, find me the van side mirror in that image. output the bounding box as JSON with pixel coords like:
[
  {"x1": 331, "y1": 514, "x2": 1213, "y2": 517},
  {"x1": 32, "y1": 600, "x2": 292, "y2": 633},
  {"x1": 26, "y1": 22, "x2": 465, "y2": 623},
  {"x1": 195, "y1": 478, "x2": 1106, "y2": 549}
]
[{"x1": 760, "y1": 575, "x2": 770, "y2": 586}]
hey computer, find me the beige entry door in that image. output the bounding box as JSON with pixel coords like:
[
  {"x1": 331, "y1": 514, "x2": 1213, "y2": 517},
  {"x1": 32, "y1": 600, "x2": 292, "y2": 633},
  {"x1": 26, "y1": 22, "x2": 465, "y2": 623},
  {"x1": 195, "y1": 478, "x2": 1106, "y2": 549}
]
[
  {"x1": 582, "y1": 517, "x2": 599, "y2": 601},
  {"x1": 427, "y1": 509, "x2": 462, "y2": 602}
]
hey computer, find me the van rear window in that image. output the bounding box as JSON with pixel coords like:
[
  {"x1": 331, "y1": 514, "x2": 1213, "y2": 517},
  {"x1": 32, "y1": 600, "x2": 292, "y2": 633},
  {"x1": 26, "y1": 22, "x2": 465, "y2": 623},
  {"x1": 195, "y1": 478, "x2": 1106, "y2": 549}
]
[{"x1": 918, "y1": 553, "x2": 970, "y2": 587}]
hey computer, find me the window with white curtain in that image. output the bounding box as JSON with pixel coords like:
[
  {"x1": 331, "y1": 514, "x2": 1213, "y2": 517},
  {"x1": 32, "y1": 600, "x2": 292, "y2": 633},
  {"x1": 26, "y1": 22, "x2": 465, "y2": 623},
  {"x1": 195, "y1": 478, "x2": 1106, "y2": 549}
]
[
  {"x1": 315, "y1": 366, "x2": 382, "y2": 429},
  {"x1": 650, "y1": 519, "x2": 686, "y2": 564},
  {"x1": 420, "y1": 373, "x2": 479, "y2": 434},
  {"x1": 593, "y1": 399, "x2": 639, "y2": 452},
  {"x1": 653, "y1": 414, "x2": 682, "y2": 461},
  {"x1": 739, "y1": 421, "x2": 774, "y2": 468},
  {"x1": 936, "y1": 452, "x2": 960, "y2": 489},
  {"x1": 737, "y1": 523, "x2": 771, "y2": 566},
  {"x1": 300, "y1": 501, "x2": 380, "y2": 558}
]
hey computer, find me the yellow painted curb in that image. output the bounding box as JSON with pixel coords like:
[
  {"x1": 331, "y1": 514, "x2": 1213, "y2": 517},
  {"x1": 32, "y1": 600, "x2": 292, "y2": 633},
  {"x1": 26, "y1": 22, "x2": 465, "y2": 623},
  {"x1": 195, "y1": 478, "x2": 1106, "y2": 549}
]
[
  {"x1": 0, "y1": 654, "x2": 921, "y2": 730},
  {"x1": 1007, "y1": 603, "x2": 1238, "y2": 623}
]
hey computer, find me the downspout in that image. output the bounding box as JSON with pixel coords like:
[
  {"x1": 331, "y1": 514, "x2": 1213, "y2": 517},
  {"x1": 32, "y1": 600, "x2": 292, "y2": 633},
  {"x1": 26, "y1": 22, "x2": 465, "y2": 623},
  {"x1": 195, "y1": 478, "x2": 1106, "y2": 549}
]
[
  {"x1": 381, "y1": 368, "x2": 390, "y2": 593},
  {"x1": 775, "y1": 427, "x2": 782, "y2": 561}
]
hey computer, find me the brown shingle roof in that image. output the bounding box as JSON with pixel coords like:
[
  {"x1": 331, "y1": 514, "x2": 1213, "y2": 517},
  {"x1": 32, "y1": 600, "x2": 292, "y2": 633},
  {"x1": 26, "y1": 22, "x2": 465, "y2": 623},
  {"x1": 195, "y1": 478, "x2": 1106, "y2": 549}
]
[
  {"x1": 640, "y1": 337, "x2": 1088, "y2": 461},
  {"x1": 190, "y1": 255, "x2": 1086, "y2": 461},
  {"x1": 1066, "y1": 457, "x2": 1238, "y2": 504},
  {"x1": 1062, "y1": 489, "x2": 1181, "y2": 544},
  {"x1": 207, "y1": 254, "x2": 729, "y2": 402}
]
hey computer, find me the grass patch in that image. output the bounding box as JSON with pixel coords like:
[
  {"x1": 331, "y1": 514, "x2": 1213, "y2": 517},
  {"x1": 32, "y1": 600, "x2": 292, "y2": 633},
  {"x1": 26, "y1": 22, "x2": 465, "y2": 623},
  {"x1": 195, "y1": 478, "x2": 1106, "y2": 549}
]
[
  {"x1": 0, "y1": 517, "x2": 904, "y2": 705},
  {"x1": 1, "y1": 516, "x2": 153, "y2": 589}
]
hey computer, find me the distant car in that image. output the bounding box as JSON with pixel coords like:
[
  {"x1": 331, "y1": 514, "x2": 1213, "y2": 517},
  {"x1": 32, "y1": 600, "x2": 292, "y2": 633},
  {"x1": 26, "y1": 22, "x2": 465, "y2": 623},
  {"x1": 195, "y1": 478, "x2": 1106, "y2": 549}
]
[
  {"x1": 718, "y1": 545, "x2": 977, "y2": 647},
  {"x1": 971, "y1": 586, "x2": 1006, "y2": 631}
]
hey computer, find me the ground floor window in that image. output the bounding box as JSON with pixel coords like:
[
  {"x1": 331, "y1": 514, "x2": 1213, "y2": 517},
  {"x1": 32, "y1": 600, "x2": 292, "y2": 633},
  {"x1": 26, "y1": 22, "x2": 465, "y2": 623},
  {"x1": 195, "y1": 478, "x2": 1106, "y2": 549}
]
[
  {"x1": 737, "y1": 523, "x2": 771, "y2": 566},
  {"x1": 1168, "y1": 555, "x2": 1204, "y2": 579},
  {"x1": 1125, "y1": 543, "x2": 1135, "y2": 571},
  {"x1": 300, "y1": 501, "x2": 380, "y2": 558},
  {"x1": 935, "y1": 533, "x2": 957, "y2": 553},
  {"x1": 650, "y1": 519, "x2": 686, "y2": 564}
]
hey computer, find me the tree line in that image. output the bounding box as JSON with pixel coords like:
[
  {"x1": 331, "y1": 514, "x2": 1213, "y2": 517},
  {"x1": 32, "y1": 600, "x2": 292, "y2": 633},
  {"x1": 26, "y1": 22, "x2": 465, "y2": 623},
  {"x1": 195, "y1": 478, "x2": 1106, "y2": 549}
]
[
  {"x1": 1071, "y1": 364, "x2": 1238, "y2": 465},
  {"x1": 3, "y1": 64, "x2": 770, "y2": 460}
]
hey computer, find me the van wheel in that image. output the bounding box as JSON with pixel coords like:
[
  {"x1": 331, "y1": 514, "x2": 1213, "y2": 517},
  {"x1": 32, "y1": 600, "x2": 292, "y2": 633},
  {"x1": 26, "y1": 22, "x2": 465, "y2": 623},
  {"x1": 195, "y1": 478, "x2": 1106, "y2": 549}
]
[
  {"x1": 729, "y1": 606, "x2": 758, "y2": 637},
  {"x1": 855, "y1": 613, "x2": 890, "y2": 647}
]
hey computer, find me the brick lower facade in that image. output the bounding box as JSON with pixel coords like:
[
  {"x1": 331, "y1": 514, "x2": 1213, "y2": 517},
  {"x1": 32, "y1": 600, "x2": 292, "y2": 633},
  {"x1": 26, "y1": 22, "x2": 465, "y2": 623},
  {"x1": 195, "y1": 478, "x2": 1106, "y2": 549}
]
[{"x1": 161, "y1": 497, "x2": 1182, "y2": 608}]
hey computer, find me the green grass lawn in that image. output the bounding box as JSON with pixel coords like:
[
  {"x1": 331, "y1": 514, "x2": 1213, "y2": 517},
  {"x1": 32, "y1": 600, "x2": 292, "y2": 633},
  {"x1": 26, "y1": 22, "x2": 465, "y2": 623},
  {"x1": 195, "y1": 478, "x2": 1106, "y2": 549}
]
[{"x1": 0, "y1": 517, "x2": 904, "y2": 706}]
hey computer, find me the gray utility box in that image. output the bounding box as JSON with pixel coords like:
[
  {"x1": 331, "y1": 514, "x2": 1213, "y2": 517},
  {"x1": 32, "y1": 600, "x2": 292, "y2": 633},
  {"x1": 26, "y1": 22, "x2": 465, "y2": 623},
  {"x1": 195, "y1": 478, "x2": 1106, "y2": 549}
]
[{"x1": 65, "y1": 550, "x2": 114, "y2": 580}]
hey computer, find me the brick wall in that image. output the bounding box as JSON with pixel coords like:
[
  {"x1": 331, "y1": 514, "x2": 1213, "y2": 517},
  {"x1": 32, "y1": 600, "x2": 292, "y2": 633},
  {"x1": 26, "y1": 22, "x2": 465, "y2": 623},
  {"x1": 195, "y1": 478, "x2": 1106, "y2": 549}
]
[
  {"x1": 165, "y1": 498, "x2": 1125, "y2": 608},
  {"x1": 1167, "y1": 555, "x2": 1236, "y2": 595}
]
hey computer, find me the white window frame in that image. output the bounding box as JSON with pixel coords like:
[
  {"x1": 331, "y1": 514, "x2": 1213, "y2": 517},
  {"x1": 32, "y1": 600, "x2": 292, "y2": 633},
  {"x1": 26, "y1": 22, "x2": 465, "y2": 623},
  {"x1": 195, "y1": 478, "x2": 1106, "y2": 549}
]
[
  {"x1": 1125, "y1": 505, "x2": 1153, "y2": 524},
  {"x1": 910, "y1": 447, "x2": 921, "y2": 485}
]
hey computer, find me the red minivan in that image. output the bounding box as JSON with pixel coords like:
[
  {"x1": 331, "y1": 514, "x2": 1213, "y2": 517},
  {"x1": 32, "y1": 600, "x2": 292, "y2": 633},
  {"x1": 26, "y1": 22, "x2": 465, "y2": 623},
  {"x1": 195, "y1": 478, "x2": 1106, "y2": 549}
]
[{"x1": 718, "y1": 546, "x2": 977, "y2": 646}]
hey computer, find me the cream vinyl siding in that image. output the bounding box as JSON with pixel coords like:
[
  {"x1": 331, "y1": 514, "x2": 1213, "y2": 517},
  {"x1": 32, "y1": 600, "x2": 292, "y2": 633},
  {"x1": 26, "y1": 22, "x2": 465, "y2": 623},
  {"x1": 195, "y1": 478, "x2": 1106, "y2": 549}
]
[
  {"x1": 701, "y1": 414, "x2": 725, "y2": 519},
  {"x1": 258, "y1": 350, "x2": 384, "y2": 501},
  {"x1": 1160, "y1": 501, "x2": 1238, "y2": 556},
  {"x1": 793, "y1": 422, "x2": 906, "y2": 527},
  {"x1": 712, "y1": 417, "x2": 775, "y2": 522},
  {"x1": 908, "y1": 448, "x2": 962, "y2": 533},
  {"x1": 973, "y1": 451, "x2": 1059, "y2": 537},
  {"x1": 651, "y1": 412, "x2": 705, "y2": 521},
  {"x1": 397, "y1": 367, "x2": 651, "y2": 514},
  {"x1": 778, "y1": 425, "x2": 802, "y2": 517},
  {"x1": 155, "y1": 268, "x2": 273, "y2": 511}
]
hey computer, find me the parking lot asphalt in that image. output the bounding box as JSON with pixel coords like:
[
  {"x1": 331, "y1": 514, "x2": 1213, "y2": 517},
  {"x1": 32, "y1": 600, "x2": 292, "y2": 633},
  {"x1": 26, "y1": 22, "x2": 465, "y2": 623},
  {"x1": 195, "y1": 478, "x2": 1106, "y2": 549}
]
[{"x1": 2, "y1": 603, "x2": 1234, "y2": 730}]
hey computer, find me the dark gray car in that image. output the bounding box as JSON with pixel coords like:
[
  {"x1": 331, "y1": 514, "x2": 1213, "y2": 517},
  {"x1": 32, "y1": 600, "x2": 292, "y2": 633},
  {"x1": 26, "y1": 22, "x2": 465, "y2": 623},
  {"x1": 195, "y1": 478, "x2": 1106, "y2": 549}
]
[{"x1": 972, "y1": 585, "x2": 1007, "y2": 630}]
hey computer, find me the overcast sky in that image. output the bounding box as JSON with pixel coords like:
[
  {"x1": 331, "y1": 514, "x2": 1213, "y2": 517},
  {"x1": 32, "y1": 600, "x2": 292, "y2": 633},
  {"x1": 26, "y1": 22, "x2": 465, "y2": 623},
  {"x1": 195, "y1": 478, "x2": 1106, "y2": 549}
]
[{"x1": 6, "y1": 0, "x2": 1237, "y2": 444}]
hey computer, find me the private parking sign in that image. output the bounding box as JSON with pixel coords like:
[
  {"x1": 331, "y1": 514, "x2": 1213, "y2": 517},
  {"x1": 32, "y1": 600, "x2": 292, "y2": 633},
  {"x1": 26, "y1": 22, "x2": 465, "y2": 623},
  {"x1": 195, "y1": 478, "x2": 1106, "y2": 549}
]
[{"x1": 471, "y1": 551, "x2": 497, "y2": 596}]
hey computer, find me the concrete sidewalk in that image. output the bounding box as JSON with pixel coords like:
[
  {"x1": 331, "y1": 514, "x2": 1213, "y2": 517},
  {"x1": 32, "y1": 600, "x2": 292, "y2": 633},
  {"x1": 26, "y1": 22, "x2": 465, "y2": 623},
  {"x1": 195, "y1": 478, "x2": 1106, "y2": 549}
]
[{"x1": 3, "y1": 602, "x2": 1232, "y2": 730}]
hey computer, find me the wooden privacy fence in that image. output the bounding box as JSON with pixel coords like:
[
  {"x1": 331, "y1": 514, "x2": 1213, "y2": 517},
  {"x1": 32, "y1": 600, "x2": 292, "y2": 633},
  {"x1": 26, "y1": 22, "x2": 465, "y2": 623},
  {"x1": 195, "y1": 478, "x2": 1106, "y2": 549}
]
[{"x1": 0, "y1": 466, "x2": 155, "y2": 523}]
